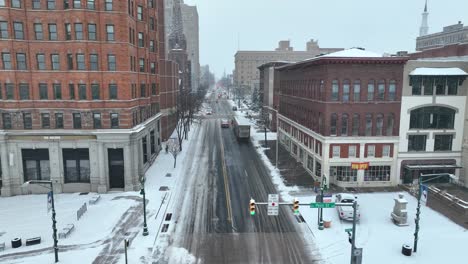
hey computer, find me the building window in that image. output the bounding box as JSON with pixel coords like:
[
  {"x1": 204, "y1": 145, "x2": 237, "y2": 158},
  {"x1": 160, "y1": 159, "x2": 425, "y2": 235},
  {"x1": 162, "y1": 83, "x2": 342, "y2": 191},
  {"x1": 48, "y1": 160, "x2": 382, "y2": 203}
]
[
  {"x1": 93, "y1": 112, "x2": 101, "y2": 128},
  {"x1": 109, "y1": 84, "x2": 117, "y2": 99},
  {"x1": 353, "y1": 80, "x2": 360, "y2": 101},
  {"x1": 69, "y1": 83, "x2": 75, "y2": 99},
  {"x1": 2, "y1": 113, "x2": 11, "y2": 129},
  {"x1": 348, "y1": 145, "x2": 356, "y2": 158},
  {"x1": 51, "y1": 54, "x2": 60, "y2": 70},
  {"x1": 150, "y1": 17, "x2": 155, "y2": 30},
  {"x1": 32, "y1": 0, "x2": 41, "y2": 9},
  {"x1": 11, "y1": 0, "x2": 21, "y2": 8},
  {"x1": 342, "y1": 79, "x2": 350, "y2": 102},
  {"x1": 41, "y1": 113, "x2": 50, "y2": 128},
  {"x1": 23, "y1": 112, "x2": 32, "y2": 129},
  {"x1": 447, "y1": 77, "x2": 458, "y2": 95},
  {"x1": 352, "y1": 114, "x2": 360, "y2": 136},
  {"x1": 150, "y1": 40, "x2": 155, "y2": 52},
  {"x1": 411, "y1": 76, "x2": 422, "y2": 95},
  {"x1": 74, "y1": 23, "x2": 83, "y2": 40},
  {"x1": 315, "y1": 161, "x2": 321, "y2": 177},
  {"x1": 53, "y1": 83, "x2": 62, "y2": 99},
  {"x1": 423, "y1": 77, "x2": 434, "y2": 95},
  {"x1": 34, "y1": 23, "x2": 43, "y2": 40},
  {"x1": 91, "y1": 83, "x2": 100, "y2": 100},
  {"x1": 138, "y1": 32, "x2": 144, "y2": 47},
  {"x1": 139, "y1": 58, "x2": 145, "y2": 72},
  {"x1": 36, "y1": 54, "x2": 46, "y2": 70},
  {"x1": 137, "y1": 5, "x2": 143, "y2": 20},
  {"x1": 367, "y1": 145, "x2": 375, "y2": 157},
  {"x1": 67, "y1": 53, "x2": 73, "y2": 70},
  {"x1": 383, "y1": 145, "x2": 391, "y2": 157},
  {"x1": 19, "y1": 83, "x2": 29, "y2": 100},
  {"x1": 332, "y1": 146, "x2": 340, "y2": 158},
  {"x1": 86, "y1": 0, "x2": 95, "y2": 9},
  {"x1": 76, "y1": 54, "x2": 85, "y2": 70},
  {"x1": 388, "y1": 80, "x2": 396, "y2": 101},
  {"x1": 39, "y1": 83, "x2": 48, "y2": 99},
  {"x1": 331, "y1": 79, "x2": 339, "y2": 101},
  {"x1": 376, "y1": 114, "x2": 383, "y2": 136},
  {"x1": 63, "y1": 149, "x2": 90, "y2": 183},
  {"x1": 364, "y1": 166, "x2": 390, "y2": 181},
  {"x1": 16, "y1": 53, "x2": 27, "y2": 70},
  {"x1": 365, "y1": 114, "x2": 372, "y2": 136},
  {"x1": 409, "y1": 106, "x2": 455, "y2": 129},
  {"x1": 22, "y1": 149, "x2": 50, "y2": 181},
  {"x1": 434, "y1": 134, "x2": 453, "y2": 151},
  {"x1": 148, "y1": 0, "x2": 154, "y2": 8},
  {"x1": 367, "y1": 79, "x2": 374, "y2": 101},
  {"x1": 0, "y1": 21, "x2": 8, "y2": 39},
  {"x1": 90, "y1": 54, "x2": 98, "y2": 71},
  {"x1": 73, "y1": 113, "x2": 81, "y2": 128},
  {"x1": 55, "y1": 113, "x2": 63, "y2": 128},
  {"x1": 307, "y1": 155, "x2": 314, "y2": 171},
  {"x1": 107, "y1": 54, "x2": 116, "y2": 71},
  {"x1": 64, "y1": 0, "x2": 70, "y2": 9},
  {"x1": 377, "y1": 80, "x2": 385, "y2": 100},
  {"x1": 106, "y1": 24, "x2": 114, "y2": 41},
  {"x1": 105, "y1": 0, "x2": 112, "y2": 11},
  {"x1": 47, "y1": 0, "x2": 56, "y2": 9},
  {"x1": 64, "y1": 23, "x2": 72, "y2": 40},
  {"x1": 150, "y1": 62, "x2": 155, "y2": 74},
  {"x1": 78, "y1": 84, "x2": 86, "y2": 99},
  {"x1": 2, "y1": 53, "x2": 11, "y2": 70},
  {"x1": 48, "y1": 23, "x2": 57, "y2": 40},
  {"x1": 73, "y1": 0, "x2": 81, "y2": 8},
  {"x1": 140, "y1": 83, "x2": 146, "y2": 97},
  {"x1": 386, "y1": 113, "x2": 394, "y2": 136},
  {"x1": 110, "y1": 113, "x2": 119, "y2": 128},
  {"x1": 341, "y1": 114, "x2": 348, "y2": 136},
  {"x1": 5, "y1": 83, "x2": 14, "y2": 99},
  {"x1": 408, "y1": 135, "x2": 427, "y2": 151},
  {"x1": 330, "y1": 113, "x2": 337, "y2": 136},
  {"x1": 13, "y1": 22, "x2": 23, "y2": 39},
  {"x1": 331, "y1": 166, "x2": 357, "y2": 182},
  {"x1": 88, "y1": 23, "x2": 96, "y2": 40},
  {"x1": 142, "y1": 136, "x2": 148, "y2": 163},
  {"x1": 151, "y1": 83, "x2": 156, "y2": 95},
  {"x1": 150, "y1": 130, "x2": 155, "y2": 154}
]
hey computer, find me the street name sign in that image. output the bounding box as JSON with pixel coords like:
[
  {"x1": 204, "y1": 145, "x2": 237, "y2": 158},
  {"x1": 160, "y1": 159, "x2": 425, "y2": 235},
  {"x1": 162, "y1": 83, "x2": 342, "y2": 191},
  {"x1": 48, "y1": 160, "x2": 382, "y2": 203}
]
[
  {"x1": 267, "y1": 194, "x2": 279, "y2": 216},
  {"x1": 310, "y1": 202, "x2": 336, "y2": 208}
]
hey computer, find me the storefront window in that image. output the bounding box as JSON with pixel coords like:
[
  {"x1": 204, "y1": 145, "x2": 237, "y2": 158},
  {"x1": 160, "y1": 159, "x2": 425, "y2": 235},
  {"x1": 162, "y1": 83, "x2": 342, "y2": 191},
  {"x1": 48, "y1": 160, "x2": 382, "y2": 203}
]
[
  {"x1": 22, "y1": 149, "x2": 50, "y2": 181},
  {"x1": 364, "y1": 166, "x2": 390, "y2": 181},
  {"x1": 331, "y1": 166, "x2": 357, "y2": 182},
  {"x1": 63, "y1": 149, "x2": 90, "y2": 183}
]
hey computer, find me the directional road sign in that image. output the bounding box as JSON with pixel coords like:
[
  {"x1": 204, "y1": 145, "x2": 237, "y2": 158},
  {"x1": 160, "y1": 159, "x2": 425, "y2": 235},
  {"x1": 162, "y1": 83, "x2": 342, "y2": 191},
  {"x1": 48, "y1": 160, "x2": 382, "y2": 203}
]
[
  {"x1": 267, "y1": 194, "x2": 279, "y2": 216},
  {"x1": 310, "y1": 202, "x2": 336, "y2": 208}
]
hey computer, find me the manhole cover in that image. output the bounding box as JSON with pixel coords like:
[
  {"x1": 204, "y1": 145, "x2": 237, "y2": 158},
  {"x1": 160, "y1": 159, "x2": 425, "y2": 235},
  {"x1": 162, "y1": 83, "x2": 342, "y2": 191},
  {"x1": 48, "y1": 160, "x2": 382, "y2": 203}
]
[
  {"x1": 159, "y1": 186, "x2": 169, "y2": 191},
  {"x1": 165, "y1": 173, "x2": 172, "y2": 177}
]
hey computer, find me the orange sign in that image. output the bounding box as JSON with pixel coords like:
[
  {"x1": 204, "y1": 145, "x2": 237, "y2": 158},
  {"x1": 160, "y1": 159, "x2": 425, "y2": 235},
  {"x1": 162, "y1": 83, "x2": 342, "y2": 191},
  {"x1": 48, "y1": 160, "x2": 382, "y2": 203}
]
[{"x1": 351, "y1": 162, "x2": 369, "y2": 170}]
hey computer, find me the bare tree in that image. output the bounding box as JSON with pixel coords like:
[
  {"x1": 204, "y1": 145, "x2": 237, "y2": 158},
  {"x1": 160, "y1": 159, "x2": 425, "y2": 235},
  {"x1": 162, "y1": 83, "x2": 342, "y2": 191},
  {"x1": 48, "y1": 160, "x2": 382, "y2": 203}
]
[
  {"x1": 168, "y1": 139, "x2": 180, "y2": 168},
  {"x1": 260, "y1": 108, "x2": 271, "y2": 148}
]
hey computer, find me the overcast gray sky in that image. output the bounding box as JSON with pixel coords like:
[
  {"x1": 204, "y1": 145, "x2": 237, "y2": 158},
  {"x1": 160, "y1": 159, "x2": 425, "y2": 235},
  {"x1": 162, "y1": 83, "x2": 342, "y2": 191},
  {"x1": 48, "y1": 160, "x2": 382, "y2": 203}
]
[{"x1": 184, "y1": 0, "x2": 468, "y2": 78}]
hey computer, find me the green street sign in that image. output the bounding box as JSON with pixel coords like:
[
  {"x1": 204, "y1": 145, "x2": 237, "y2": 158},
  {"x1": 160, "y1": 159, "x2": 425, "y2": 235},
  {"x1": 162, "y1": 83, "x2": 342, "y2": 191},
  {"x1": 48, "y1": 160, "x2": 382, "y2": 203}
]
[
  {"x1": 345, "y1": 228, "x2": 353, "y2": 233},
  {"x1": 310, "y1": 202, "x2": 335, "y2": 208}
]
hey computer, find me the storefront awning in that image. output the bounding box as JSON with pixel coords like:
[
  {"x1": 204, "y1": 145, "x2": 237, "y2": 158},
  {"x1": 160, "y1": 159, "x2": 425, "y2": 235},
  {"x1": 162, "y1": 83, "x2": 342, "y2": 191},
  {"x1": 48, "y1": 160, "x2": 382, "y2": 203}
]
[{"x1": 404, "y1": 164, "x2": 462, "y2": 170}]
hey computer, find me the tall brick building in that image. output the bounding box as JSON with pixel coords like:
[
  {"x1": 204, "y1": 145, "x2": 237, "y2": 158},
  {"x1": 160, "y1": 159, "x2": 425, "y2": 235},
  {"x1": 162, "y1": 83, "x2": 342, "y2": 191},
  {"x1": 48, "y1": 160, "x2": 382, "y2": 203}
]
[
  {"x1": 276, "y1": 49, "x2": 407, "y2": 188},
  {"x1": 0, "y1": 0, "x2": 171, "y2": 196}
]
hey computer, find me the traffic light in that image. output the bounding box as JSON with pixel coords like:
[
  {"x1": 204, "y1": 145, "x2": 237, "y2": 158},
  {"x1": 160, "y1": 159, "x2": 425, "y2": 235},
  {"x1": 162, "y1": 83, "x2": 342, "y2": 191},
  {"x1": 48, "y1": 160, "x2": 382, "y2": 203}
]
[
  {"x1": 249, "y1": 199, "x2": 256, "y2": 216},
  {"x1": 293, "y1": 198, "x2": 299, "y2": 214}
]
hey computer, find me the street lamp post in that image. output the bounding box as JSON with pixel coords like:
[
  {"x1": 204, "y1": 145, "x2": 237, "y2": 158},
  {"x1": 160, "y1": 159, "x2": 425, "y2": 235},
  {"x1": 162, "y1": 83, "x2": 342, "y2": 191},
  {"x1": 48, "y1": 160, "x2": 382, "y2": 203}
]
[
  {"x1": 413, "y1": 173, "x2": 458, "y2": 253},
  {"x1": 140, "y1": 177, "x2": 149, "y2": 236},
  {"x1": 23, "y1": 180, "x2": 59, "y2": 263},
  {"x1": 318, "y1": 176, "x2": 327, "y2": 230}
]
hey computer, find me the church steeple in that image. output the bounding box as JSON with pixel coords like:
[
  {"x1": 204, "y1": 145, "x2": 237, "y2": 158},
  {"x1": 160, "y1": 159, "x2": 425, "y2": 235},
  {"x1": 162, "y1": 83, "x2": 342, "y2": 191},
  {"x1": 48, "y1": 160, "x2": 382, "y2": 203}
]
[{"x1": 419, "y1": 0, "x2": 429, "y2": 36}]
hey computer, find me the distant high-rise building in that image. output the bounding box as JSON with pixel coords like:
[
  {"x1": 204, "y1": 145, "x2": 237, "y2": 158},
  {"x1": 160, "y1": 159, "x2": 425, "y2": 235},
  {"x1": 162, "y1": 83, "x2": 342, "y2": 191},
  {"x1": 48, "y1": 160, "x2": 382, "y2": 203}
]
[{"x1": 181, "y1": 3, "x2": 200, "y2": 92}]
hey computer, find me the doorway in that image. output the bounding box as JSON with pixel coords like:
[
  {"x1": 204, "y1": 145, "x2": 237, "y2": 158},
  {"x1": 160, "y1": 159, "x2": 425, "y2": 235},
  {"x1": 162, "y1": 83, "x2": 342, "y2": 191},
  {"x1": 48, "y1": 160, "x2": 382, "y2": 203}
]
[{"x1": 108, "y1": 149, "x2": 124, "y2": 188}]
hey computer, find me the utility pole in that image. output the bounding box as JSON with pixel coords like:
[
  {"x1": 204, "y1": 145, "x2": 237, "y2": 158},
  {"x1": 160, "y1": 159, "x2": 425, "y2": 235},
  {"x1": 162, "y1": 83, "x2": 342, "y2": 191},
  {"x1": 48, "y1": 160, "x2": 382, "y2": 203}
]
[{"x1": 350, "y1": 201, "x2": 358, "y2": 264}]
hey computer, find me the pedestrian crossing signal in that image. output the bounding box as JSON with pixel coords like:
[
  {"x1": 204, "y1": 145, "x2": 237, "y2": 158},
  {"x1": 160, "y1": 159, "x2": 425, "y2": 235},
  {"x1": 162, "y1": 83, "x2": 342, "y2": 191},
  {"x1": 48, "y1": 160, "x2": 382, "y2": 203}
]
[
  {"x1": 249, "y1": 199, "x2": 256, "y2": 216},
  {"x1": 293, "y1": 198, "x2": 299, "y2": 214}
]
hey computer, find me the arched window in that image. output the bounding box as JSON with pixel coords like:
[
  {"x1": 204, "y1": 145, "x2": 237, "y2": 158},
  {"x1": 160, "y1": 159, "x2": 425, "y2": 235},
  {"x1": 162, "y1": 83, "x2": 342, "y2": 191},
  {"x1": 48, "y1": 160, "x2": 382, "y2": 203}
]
[
  {"x1": 376, "y1": 114, "x2": 384, "y2": 136},
  {"x1": 331, "y1": 80, "x2": 339, "y2": 101},
  {"x1": 342, "y1": 80, "x2": 350, "y2": 102},
  {"x1": 377, "y1": 80, "x2": 385, "y2": 100},
  {"x1": 386, "y1": 113, "x2": 394, "y2": 136},
  {"x1": 367, "y1": 80, "x2": 375, "y2": 101},
  {"x1": 352, "y1": 114, "x2": 360, "y2": 136},
  {"x1": 389, "y1": 80, "x2": 396, "y2": 101},
  {"x1": 353, "y1": 80, "x2": 361, "y2": 102},
  {"x1": 341, "y1": 114, "x2": 349, "y2": 136},
  {"x1": 330, "y1": 113, "x2": 337, "y2": 136},
  {"x1": 409, "y1": 106, "x2": 455, "y2": 129},
  {"x1": 365, "y1": 113, "x2": 373, "y2": 136}
]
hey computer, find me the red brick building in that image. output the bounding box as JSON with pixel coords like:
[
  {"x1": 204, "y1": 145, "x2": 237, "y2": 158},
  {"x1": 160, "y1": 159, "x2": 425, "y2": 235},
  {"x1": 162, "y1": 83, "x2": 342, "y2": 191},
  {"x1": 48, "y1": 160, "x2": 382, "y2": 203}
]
[
  {"x1": 0, "y1": 0, "x2": 170, "y2": 196},
  {"x1": 276, "y1": 49, "x2": 407, "y2": 188}
]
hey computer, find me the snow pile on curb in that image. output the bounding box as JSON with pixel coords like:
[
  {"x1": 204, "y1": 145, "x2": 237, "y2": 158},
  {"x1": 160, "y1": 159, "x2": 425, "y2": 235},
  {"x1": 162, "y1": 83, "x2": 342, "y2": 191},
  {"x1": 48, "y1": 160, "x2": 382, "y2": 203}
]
[{"x1": 165, "y1": 246, "x2": 198, "y2": 264}]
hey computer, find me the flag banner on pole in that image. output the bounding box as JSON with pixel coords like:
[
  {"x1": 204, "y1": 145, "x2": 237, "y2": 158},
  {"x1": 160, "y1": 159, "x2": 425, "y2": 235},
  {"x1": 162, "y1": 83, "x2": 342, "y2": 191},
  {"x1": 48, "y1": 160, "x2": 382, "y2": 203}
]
[
  {"x1": 47, "y1": 191, "x2": 52, "y2": 213},
  {"x1": 421, "y1": 185, "x2": 428, "y2": 206}
]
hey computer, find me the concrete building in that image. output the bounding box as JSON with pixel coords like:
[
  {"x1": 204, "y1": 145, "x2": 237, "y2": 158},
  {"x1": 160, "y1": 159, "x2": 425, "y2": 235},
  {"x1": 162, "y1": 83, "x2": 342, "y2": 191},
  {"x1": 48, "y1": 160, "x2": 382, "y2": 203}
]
[
  {"x1": 0, "y1": 0, "x2": 163, "y2": 196},
  {"x1": 276, "y1": 49, "x2": 407, "y2": 188},
  {"x1": 234, "y1": 40, "x2": 343, "y2": 94},
  {"x1": 397, "y1": 60, "x2": 468, "y2": 185},
  {"x1": 181, "y1": 3, "x2": 199, "y2": 92},
  {"x1": 416, "y1": 0, "x2": 468, "y2": 51}
]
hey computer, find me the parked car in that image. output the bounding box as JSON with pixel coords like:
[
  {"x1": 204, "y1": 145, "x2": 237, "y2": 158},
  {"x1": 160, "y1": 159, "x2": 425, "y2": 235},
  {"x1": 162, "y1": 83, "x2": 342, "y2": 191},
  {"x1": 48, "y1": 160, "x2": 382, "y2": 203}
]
[
  {"x1": 221, "y1": 119, "x2": 230, "y2": 128},
  {"x1": 335, "y1": 193, "x2": 360, "y2": 221},
  {"x1": 232, "y1": 106, "x2": 238, "y2": 111}
]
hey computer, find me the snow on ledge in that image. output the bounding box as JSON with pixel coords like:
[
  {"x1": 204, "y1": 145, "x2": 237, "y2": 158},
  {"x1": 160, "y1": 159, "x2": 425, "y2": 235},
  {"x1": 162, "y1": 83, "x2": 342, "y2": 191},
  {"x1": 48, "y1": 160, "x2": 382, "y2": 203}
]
[
  {"x1": 409, "y1": 67, "x2": 468, "y2": 76},
  {"x1": 321, "y1": 48, "x2": 383, "y2": 58}
]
